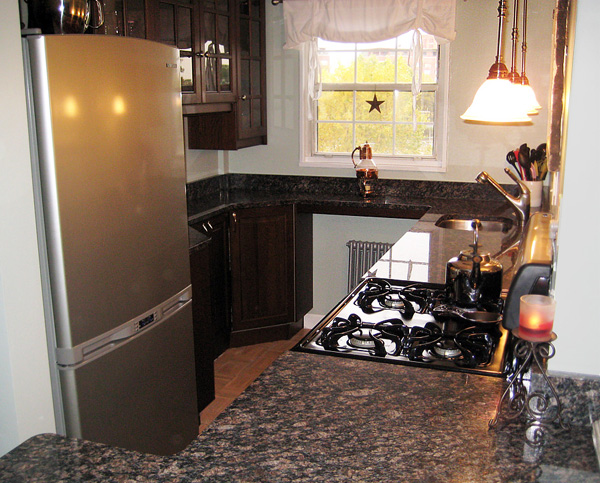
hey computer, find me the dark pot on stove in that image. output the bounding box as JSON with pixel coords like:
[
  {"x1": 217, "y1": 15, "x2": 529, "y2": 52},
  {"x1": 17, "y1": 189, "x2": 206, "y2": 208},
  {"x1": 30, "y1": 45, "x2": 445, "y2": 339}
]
[{"x1": 446, "y1": 220, "x2": 503, "y2": 307}]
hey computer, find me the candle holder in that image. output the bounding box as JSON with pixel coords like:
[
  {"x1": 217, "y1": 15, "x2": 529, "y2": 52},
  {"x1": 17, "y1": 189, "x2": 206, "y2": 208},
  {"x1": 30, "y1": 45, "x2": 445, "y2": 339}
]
[{"x1": 489, "y1": 331, "x2": 570, "y2": 446}]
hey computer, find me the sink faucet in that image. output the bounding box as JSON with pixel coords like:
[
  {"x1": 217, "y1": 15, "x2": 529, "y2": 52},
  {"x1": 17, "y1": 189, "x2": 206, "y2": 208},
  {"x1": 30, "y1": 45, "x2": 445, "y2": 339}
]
[{"x1": 476, "y1": 168, "x2": 530, "y2": 227}]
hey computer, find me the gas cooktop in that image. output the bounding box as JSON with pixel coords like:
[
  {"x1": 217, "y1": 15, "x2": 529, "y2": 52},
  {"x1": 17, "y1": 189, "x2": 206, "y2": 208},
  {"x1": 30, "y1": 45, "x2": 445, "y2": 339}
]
[{"x1": 294, "y1": 278, "x2": 511, "y2": 377}]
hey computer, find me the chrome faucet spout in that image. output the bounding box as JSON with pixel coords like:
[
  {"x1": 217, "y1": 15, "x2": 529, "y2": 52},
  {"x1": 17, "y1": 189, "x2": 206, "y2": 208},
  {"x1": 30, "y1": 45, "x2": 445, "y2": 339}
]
[{"x1": 476, "y1": 168, "x2": 530, "y2": 226}]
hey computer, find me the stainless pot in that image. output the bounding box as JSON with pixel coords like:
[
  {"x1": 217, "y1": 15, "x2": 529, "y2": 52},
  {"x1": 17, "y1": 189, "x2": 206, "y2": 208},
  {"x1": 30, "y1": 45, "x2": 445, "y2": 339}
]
[
  {"x1": 445, "y1": 220, "x2": 503, "y2": 308},
  {"x1": 28, "y1": 0, "x2": 104, "y2": 34}
]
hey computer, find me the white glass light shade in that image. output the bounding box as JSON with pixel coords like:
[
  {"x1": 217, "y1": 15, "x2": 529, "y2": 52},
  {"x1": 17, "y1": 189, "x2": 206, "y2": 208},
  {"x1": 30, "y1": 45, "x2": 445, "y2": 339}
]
[
  {"x1": 461, "y1": 78, "x2": 531, "y2": 123},
  {"x1": 513, "y1": 83, "x2": 542, "y2": 114}
]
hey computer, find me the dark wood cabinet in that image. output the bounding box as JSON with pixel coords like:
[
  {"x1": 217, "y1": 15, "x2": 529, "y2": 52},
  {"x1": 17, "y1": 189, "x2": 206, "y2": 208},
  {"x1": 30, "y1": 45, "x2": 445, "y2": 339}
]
[
  {"x1": 228, "y1": 205, "x2": 304, "y2": 346},
  {"x1": 147, "y1": 0, "x2": 236, "y2": 110},
  {"x1": 189, "y1": 238, "x2": 216, "y2": 413},
  {"x1": 99, "y1": 0, "x2": 266, "y2": 148},
  {"x1": 191, "y1": 214, "x2": 231, "y2": 359},
  {"x1": 186, "y1": 0, "x2": 267, "y2": 149},
  {"x1": 203, "y1": 214, "x2": 231, "y2": 357},
  {"x1": 190, "y1": 204, "x2": 312, "y2": 350}
]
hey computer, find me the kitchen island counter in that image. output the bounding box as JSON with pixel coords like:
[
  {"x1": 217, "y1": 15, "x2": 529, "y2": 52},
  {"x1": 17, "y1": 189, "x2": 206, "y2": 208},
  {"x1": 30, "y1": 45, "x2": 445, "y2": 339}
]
[{"x1": 1, "y1": 350, "x2": 598, "y2": 482}]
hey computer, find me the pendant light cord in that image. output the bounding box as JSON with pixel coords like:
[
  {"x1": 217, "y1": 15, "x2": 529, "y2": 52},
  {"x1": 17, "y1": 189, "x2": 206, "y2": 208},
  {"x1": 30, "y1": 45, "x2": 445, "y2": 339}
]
[
  {"x1": 509, "y1": 0, "x2": 521, "y2": 83},
  {"x1": 521, "y1": 0, "x2": 529, "y2": 81},
  {"x1": 489, "y1": 0, "x2": 509, "y2": 79}
]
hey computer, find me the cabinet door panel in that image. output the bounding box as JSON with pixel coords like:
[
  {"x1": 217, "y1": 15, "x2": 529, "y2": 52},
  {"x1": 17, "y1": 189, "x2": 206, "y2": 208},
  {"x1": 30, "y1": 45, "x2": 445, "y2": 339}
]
[
  {"x1": 230, "y1": 206, "x2": 294, "y2": 332},
  {"x1": 189, "y1": 242, "x2": 216, "y2": 412}
]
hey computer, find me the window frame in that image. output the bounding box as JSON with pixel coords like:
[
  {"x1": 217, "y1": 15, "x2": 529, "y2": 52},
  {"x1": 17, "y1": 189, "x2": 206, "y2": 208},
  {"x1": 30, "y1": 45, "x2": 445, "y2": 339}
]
[{"x1": 298, "y1": 37, "x2": 450, "y2": 173}]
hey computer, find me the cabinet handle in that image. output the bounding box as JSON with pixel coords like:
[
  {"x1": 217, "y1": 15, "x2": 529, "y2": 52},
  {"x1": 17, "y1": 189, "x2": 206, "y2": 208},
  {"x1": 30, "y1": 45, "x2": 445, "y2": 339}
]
[
  {"x1": 194, "y1": 52, "x2": 205, "y2": 57},
  {"x1": 231, "y1": 212, "x2": 237, "y2": 232},
  {"x1": 207, "y1": 221, "x2": 214, "y2": 230},
  {"x1": 240, "y1": 95, "x2": 248, "y2": 101}
]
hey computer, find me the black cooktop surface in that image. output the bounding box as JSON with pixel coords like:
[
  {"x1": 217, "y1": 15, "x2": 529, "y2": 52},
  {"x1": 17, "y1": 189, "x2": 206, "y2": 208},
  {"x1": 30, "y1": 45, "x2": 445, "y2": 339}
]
[{"x1": 294, "y1": 278, "x2": 511, "y2": 377}]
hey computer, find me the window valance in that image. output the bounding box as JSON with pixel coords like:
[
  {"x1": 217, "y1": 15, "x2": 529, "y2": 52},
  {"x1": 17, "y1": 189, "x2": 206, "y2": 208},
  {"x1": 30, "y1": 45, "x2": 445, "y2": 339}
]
[{"x1": 283, "y1": 0, "x2": 456, "y2": 50}]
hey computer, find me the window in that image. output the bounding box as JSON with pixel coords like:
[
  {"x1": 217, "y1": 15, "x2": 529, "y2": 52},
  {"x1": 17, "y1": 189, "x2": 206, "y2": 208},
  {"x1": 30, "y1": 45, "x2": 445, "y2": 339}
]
[{"x1": 300, "y1": 31, "x2": 449, "y2": 172}]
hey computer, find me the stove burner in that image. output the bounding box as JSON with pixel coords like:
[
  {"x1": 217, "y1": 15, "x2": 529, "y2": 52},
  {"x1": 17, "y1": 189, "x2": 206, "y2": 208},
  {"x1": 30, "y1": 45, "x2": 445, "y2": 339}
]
[
  {"x1": 433, "y1": 340, "x2": 462, "y2": 359},
  {"x1": 348, "y1": 331, "x2": 378, "y2": 349},
  {"x1": 355, "y1": 279, "x2": 417, "y2": 319},
  {"x1": 380, "y1": 293, "x2": 407, "y2": 310}
]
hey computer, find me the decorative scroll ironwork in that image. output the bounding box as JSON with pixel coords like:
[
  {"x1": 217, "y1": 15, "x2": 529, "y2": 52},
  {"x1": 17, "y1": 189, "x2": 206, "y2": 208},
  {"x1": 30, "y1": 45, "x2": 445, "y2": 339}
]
[{"x1": 489, "y1": 334, "x2": 570, "y2": 446}]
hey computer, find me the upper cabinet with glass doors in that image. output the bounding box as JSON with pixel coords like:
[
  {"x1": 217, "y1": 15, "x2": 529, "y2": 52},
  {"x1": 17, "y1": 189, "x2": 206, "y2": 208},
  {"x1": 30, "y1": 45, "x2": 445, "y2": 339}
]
[
  {"x1": 147, "y1": 0, "x2": 236, "y2": 113},
  {"x1": 92, "y1": 0, "x2": 147, "y2": 38},
  {"x1": 96, "y1": 0, "x2": 267, "y2": 147}
]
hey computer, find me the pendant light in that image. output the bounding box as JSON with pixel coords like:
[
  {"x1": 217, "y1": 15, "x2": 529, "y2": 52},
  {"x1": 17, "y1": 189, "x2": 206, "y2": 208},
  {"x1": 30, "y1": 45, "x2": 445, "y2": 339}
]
[
  {"x1": 515, "y1": 0, "x2": 542, "y2": 114},
  {"x1": 461, "y1": 0, "x2": 531, "y2": 123}
]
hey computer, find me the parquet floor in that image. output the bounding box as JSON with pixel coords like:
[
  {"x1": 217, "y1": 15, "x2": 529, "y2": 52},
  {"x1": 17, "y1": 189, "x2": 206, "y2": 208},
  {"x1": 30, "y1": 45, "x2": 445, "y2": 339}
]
[{"x1": 199, "y1": 329, "x2": 310, "y2": 432}]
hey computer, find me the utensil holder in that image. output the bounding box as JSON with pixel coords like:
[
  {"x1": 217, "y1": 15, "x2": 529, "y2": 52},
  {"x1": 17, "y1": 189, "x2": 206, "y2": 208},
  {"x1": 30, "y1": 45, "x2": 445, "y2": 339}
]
[{"x1": 523, "y1": 180, "x2": 543, "y2": 207}]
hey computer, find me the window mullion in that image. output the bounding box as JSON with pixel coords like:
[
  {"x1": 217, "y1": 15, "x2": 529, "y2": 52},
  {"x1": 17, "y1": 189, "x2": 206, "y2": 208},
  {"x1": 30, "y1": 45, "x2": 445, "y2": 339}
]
[{"x1": 309, "y1": 34, "x2": 445, "y2": 169}]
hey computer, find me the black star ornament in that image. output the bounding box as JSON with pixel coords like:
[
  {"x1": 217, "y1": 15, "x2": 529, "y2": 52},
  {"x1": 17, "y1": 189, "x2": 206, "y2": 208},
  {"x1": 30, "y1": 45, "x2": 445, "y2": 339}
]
[{"x1": 366, "y1": 93, "x2": 385, "y2": 113}]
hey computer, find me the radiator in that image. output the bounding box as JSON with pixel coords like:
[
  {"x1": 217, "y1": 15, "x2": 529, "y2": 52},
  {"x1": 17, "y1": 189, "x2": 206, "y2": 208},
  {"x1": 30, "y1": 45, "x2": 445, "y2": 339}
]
[{"x1": 346, "y1": 240, "x2": 393, "y2": 292}]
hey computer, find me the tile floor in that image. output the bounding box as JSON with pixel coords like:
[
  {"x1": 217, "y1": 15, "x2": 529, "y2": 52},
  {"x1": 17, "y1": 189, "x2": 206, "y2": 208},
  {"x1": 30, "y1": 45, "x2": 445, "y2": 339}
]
[{"x1": 199, "y1": 329, "x2": 309, "y2": 432}]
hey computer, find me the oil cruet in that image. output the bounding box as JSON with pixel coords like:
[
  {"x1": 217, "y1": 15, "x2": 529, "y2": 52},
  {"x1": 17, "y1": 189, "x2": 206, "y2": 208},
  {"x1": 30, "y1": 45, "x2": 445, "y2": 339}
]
[{"x1": 351, "y1": 142, "x2": 378, "y2": 197}]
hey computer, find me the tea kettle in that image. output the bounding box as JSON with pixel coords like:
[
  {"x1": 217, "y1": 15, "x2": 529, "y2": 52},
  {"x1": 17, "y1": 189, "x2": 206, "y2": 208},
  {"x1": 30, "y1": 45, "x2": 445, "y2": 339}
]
[
  {"x1": 445, "y1": 220, "x2": 503, "y2": 308},
  {"x1": 351, "y1": 142, "x2": 378, "y2": 197},
  {"x1": 28, "y1": 0, "x2": 105, "y2": 34}
]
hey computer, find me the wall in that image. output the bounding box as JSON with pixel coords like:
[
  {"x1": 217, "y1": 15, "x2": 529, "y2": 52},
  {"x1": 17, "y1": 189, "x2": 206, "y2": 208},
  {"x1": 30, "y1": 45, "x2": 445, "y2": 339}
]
[
  {"x1": 551, "y1": 0, "x2": 600, "y2": 376},
  {"x1": 311, "y1": 216, "x2": 416, "y2": 315},
  {"x1": 225, "y1": 0, "x2": 555, "y2": 183},
  {"x1": 0, "y1": 2, "x2": 56, "y2": 455}
]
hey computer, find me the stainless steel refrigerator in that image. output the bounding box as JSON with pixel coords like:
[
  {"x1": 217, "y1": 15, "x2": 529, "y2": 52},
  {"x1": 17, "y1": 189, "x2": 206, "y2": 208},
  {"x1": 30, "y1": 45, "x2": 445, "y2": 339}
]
[{"x1": 23, "y1": 34, "x2": 199, "y2": 455}]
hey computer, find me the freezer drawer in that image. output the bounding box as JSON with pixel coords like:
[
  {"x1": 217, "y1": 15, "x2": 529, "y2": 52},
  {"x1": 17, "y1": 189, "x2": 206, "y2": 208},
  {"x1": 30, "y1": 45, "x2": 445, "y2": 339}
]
[{"x1": 58, "y1": 303, "x2": 198, "y2": 455}]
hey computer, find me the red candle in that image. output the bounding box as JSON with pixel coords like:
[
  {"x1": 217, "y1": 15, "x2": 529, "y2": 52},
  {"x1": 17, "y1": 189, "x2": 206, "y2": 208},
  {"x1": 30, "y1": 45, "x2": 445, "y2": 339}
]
[{"x1": 519, "y1": 294, "x2": 556, "y2": 341}]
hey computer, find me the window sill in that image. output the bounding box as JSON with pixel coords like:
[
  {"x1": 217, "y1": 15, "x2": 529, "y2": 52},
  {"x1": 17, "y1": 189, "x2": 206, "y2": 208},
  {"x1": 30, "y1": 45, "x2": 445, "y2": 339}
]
[{"x1": 299, "y1": 155, "x2": 446, "y2": 173}]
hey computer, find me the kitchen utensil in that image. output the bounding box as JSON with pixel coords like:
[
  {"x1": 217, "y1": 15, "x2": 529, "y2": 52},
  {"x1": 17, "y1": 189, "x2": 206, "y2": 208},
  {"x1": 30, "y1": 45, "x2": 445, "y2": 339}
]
[
  {"x1": 352, "y1": 142, "x2": 378, "y2": 197},
  {"x1": 27, "y1": 0, "x2": 104, "y2": 34},
  {"x1": 518, "y1": 143, "x2": 532, "y2": 181},
  {"x1": 506, "y1": 150, "x2": 522, "y2": 179},
  {"x1": 446, "y1": 220, "x2": 503, "y2": 307},
  {"x1": 536, "y1": 143, "x2": 548, "y2": 180}
]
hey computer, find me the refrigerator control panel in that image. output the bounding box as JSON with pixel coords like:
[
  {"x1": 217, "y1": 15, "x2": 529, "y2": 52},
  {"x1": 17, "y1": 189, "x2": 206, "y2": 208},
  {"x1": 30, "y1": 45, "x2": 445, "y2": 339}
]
[{"x1": 137, "y1": 312, "x2": 158, "y2": 331}]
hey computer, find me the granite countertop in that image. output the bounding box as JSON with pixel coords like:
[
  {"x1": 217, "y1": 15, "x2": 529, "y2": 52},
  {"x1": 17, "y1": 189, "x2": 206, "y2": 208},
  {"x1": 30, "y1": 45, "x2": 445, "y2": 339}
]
[
  {"x1": 186, "y1": 174, "x2": 522, "y2": 289},
  {"x1": 2, "y1": 352, "x2": 599, "y2": 482},
  {"x1": 4, "y1": 174, "x2": 596, "y2": 481}
]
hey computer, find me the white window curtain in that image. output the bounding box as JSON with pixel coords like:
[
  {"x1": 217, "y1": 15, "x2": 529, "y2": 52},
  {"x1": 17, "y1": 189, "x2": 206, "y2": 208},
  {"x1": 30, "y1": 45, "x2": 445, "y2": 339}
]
[
  {"x1": 283, "y1": 0, "x2": 456, "y2": 123},
  {"x1": 283, "y1": 0, "x2": 456, "y2": 49}
]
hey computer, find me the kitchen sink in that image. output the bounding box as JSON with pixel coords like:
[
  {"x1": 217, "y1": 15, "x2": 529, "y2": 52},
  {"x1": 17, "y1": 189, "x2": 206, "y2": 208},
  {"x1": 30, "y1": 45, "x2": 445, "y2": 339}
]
[{"x1": 435, "y1": 214, "x2": 514, "y2": 233}]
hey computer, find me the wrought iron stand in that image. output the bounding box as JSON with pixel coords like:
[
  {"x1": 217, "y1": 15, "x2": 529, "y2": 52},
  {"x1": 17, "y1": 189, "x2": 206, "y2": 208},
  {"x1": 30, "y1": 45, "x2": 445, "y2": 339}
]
[{"x1": 489, "y1": 332, "x2": 569, "y2": 445}]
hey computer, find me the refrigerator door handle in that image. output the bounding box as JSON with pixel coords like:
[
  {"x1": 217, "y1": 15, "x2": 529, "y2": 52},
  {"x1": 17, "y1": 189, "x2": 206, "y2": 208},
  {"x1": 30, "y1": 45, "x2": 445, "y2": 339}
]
[
  {"x1": 56, "y1": 285, "x2": 192, "y2": 367},
  {"x1": 163, "y1": 290, "x2": 192, "y2": 318}
]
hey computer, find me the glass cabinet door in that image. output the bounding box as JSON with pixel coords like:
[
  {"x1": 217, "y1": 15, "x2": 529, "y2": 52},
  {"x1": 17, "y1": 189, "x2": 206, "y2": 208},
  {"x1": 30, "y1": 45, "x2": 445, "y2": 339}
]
[
  {"x1": 156, "y1": 0, "x2": 201, "y2": 102},
  {"x1": 201, "y1": 0, "x2": 235, "y2": 103},
  {"x1": 237, "y1": 0, "x2": 265, "y2": 138},
  {"x1": 98, "y1": 0, "x2": 146, "y2": 37}
]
